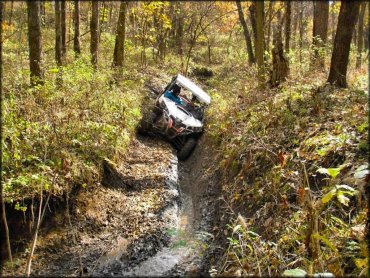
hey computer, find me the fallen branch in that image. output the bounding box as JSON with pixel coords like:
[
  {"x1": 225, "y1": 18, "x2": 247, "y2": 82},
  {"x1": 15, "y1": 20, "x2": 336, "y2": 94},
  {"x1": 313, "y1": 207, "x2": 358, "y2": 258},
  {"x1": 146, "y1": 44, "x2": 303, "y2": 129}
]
[
  {"x1": 25, "y1": 183, "x2": 44, "y2": 277},
  {"x1": 65, "y1": 192, "x2": 84, "y2": 276},
  {"x1": 25, "y1": 174, "x2": 56, "y2": 276}
]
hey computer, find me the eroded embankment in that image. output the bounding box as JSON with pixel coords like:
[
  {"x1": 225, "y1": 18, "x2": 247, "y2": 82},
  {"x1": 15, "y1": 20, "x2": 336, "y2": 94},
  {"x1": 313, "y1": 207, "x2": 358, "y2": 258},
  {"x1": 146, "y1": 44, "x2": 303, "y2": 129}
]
[{"x1": 2, "y1": 134, "x2": 222, "y2": 277}]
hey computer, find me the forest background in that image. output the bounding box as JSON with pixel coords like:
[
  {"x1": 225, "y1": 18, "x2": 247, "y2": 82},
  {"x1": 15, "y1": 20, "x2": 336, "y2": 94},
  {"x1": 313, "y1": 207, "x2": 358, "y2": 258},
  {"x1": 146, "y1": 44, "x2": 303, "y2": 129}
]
[{"x1": 0, "y1": 1, "x2": 369, "y2": 276}]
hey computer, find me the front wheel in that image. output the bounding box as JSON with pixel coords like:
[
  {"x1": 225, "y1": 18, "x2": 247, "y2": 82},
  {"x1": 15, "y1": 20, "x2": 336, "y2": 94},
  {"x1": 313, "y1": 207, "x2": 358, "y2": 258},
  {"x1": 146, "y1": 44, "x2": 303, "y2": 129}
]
[{"x1": 177, "y1": 138, "x2": 197, "y2": 160}]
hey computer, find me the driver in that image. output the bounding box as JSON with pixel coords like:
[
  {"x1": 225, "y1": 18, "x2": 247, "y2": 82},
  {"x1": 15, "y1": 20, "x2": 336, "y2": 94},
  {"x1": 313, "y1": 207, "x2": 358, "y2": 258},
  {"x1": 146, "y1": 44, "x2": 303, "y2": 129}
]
[
  {"x1": 164, "y1": 84, "x2": 185, "y2": 106},
  {"x1": 164, "y1": 84, "x2": 196, "y2": 115}
]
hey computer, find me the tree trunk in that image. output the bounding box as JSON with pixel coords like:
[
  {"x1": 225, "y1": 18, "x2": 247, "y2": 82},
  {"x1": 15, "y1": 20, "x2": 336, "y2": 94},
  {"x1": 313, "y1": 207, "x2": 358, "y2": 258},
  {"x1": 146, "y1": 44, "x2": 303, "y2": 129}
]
[
  {"x1": 40, "y1": 1, "x2": 45, "y2": 26},
  {"x1": 292, "y1": 2, "x2": 299, "y2": 49},
  {"x1": 90, "y1": 1, "x2": 99, "y2": 69},
  {"x1": 330, "y1": 3, "x2": 336, "y2": 44},
  {"x1": 298, "y1": 2, "x2": 305, "y2": 65},
  {"x1": 68, "y1": 3, "x2": 72, "y2": 42},
  {"x1": 270, "y1": 10, "x2": 289, "y2": 87},
  {"x1": 208, "y1": 39, "x2": 211, "y2": 64},
  {"x1": 27, "y1": 0, "x2": 44, "y2": 86},
  {"x1": 55, "y1": 0, "x2": 62, "y2": 66},
  {"x1": 285, "y1": 1, "x2": 291, "y2": 53},
  {"x1": 313, "y1": 2, "x2": 329, "y2": 44},
  {"x1": 8, "y1": 0, "x2": 14, "y2": 25},
  {"x1": 353, "y1": 23, "x2": 358, "y2": 49},
  {"x1": 255, "y1": 1, "x2": 265, "y2": 85},
  {"x1": 356, "y1": 2, "x2": 366, "y2": 68},
  {"x1": 328, "y1": 1, "x2": 360, "y2": 88},
  {"x1": 112, "y1": 1, "x2": 127, "y2": 82},
  {"x1": 249, "y1": 2, "x2": 257, "y2": 45},
  {"x1": 100, "y1": 1, "x2": 106, "y2": 39},
  {"x1": 168, "y1": 2, "x2": 176, "y2": 49},
  {"x1": 73, "y1": 0, "x2": 81, "y2": 57},
  {"x1": 0, "y1": 1, "x2": 3, "y2": 69},
  {"x1": 312, "y1": 1, "x2": 329, "y2": 68},
  {"x1": 364, "y1": 4, "x2": 370, "y2": 51},
  {"x1": 61, "y1": 0, "x2": 67, "y2": 60},
  {"x1": 266, "y1": 1, "x2": 273, "y2": 53},
  {"x1": 236, "y1": 0, "x2": 255, "y2": 64}
]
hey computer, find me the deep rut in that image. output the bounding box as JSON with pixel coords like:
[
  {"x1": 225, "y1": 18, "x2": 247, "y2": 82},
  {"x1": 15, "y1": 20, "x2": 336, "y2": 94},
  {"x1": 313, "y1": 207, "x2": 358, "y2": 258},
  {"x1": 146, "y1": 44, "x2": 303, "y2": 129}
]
[
  {"x1": 2, "y1": 136, "x2": 221, "y2": 277},
  {"x1": 101, "y1": 135, "x2": 220, "y2": 276}
]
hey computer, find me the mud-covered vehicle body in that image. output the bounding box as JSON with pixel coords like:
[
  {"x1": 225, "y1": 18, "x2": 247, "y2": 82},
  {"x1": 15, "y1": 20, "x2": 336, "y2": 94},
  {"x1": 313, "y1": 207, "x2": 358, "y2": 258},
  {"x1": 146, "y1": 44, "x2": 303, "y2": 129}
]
[{"x1": 138, "y1": 74, "x2": 211, "y2": 160}]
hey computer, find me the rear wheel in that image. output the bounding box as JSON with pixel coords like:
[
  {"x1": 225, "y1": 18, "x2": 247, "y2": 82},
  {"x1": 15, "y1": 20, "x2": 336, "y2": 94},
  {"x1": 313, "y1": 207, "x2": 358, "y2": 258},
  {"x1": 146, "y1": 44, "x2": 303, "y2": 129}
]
[
  {"x1": 177, "y1": 137, "x2": 197, "y2": 160},
  {"x1": 137, "y1": 108, "x2": 155, "y2": 135}
]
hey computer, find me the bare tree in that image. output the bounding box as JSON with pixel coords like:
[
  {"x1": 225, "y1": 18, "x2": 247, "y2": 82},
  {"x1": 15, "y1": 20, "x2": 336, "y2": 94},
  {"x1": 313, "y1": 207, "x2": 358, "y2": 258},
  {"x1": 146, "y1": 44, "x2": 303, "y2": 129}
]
[
  {"x1": 73, "y1": 0, "x2": 81, "y2": 57},
  {"x1": 90, "y1": 1, "x2": 99, "y2": 69},
  {"x1": 236, "y1": 0, "x2": 255, "y2": 64},
  {"x1": 112, "y1": 1, "x2": 128, "y2": 82},
  {"x1": 356, "y1": 2, "x2": 366, "y2": 68},
  {"x1": 312, "y1": 1, "x2": 329, "y2": 68},
  {"x1": 328, "y1": 1, "x2": 360, "y2": 87},
  {"x1": 27, "y1": 0, "x2": 44, "y2": 86}
]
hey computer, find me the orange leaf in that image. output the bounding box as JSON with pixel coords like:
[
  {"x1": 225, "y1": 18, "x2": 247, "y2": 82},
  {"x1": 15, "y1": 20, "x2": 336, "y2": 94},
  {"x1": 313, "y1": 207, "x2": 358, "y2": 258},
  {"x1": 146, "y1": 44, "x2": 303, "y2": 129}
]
[
  {"x1": 298, "y1": 187, "x2": 305, "y2": 204},
  {"x1": 278, "y1": 151, "x2": 287, "y2": 167}
]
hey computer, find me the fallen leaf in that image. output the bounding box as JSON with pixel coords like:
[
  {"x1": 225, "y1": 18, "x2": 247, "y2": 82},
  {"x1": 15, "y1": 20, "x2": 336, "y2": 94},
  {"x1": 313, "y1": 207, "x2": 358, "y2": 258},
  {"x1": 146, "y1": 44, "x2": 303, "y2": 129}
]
[{"x1": 298, "y1": 187, "x2": 305, "y2": 205}]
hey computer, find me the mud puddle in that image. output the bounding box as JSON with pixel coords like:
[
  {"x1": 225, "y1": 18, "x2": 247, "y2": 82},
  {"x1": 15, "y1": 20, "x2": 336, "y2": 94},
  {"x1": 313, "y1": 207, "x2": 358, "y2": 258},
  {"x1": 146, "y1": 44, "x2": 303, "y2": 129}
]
[
  {"x1": 97, "y1": 136, "x2": 217, "y2": 277},
  {"x1": 120, "y1": 193, "x2": 209, "y2": 277}
]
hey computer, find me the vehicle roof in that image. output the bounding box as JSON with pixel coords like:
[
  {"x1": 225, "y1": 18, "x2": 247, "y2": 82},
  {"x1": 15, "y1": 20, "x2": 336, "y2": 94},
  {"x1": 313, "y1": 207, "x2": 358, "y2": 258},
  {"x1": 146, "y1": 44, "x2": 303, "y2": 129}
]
[{"x1": 175, "y1": 74, "x2": 211, "y2": 105}]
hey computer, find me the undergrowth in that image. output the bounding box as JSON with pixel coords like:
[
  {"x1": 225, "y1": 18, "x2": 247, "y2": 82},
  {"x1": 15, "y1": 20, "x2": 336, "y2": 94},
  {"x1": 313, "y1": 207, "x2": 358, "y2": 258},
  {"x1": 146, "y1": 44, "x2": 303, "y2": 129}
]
[
  {"x1": 205, "y1": 52, "x2": 368, "y2": 276},
  {"x1": 2, "y1": 51, "x2": 145, "y2": 204}
]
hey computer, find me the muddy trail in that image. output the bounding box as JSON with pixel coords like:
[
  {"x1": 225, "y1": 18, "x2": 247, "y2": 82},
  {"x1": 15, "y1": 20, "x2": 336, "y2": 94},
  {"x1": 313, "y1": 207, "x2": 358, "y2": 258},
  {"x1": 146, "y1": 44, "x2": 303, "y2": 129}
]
[{"x1": 4, "y1": 135, "x2": 221, "y2": 277}]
